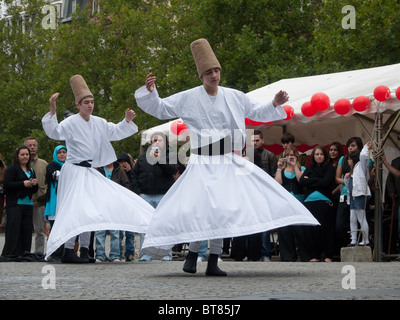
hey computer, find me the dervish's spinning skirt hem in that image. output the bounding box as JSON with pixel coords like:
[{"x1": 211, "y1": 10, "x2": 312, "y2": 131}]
[
  {"x1": 45, "y1": 163, "x2": 154, "y2": 260},
  {"x1": 142, "y1": 152, "x2": 319, "y2": 259}
]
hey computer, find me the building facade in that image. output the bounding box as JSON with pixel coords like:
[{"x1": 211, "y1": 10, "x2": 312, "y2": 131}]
[{"x1": 0, "y1": 0, "x2": 99, "y2": 22}]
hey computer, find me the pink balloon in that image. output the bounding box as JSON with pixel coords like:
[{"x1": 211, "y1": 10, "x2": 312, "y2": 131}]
[
  {"x1": 334, "y1": 99, "x2": 351, "y2": 115},
  {"x1": 301, "y1": 101, "x2": 317, "y2": 117},
  {"x1": 352, "y1": 96, "x2": 370, "y2": 112},
  {"x1": 311, "y1": 92, "x2": 330, "y2": 111},
  {"x1": 374, "y1": 85, "x2": 391, "y2": 102}
]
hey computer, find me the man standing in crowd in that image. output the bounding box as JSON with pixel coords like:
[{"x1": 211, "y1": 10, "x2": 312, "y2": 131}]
[
  {"x1": 117, "y1": 152, "x2": 136, "y2": 261},
  {"x1": 251, "y1": 129, "x2": 277, "y2": 176},
  {"x1": 231, "y1": 130, "x2": 276, "y2": 262},
  {"x1": 25, "y1": 137, "x2": 48, "y2": 254}
]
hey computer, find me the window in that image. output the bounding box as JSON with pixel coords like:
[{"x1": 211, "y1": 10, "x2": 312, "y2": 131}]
[{"x1": 61, "y1": 0, "x2": 89, "y2": 22}]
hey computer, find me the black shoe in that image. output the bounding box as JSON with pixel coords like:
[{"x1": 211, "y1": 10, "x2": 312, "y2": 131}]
[
  {"x1": 80, "y1": 247, "x2": 96, "y2": 263},
  {"x1": 206, "y1": 254, "x2": 227, "y2": 276},
  {"x1": 183, "y1": 250, "x2": 198, "y2": 274},
  {"x1": 61, "y1": 248, "x2": 90, "y2": 263}
]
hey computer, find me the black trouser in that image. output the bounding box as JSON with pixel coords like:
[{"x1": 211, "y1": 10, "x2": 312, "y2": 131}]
[
  {"x1": 336, "y1": 200, "x2": 350, "y2": 248},
  {"x1": 277, "y1": 226, "x2": 298, "y2": 261},
  {"x1": 2, "y1": 205, "x2": 33, "y2": 257},
  {"x1": 296, "y1": 201, "x2": 335, "y2": 261},
  {"x1": 48, "y1": 220, "x2": 64, "y2": 258},
  {"x1": 231, "y1": 233, "x2": 262, "y2": 261}
]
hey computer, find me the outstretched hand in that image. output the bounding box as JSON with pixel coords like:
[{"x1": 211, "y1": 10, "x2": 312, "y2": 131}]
[
  {"x1": 272, "y1": 90, "x2": 289, "y2": 107},
  {"x1": 145, "y1": 73, "x2": 156, "y2": 92},
  {"x1": 49, "y1": 92, "x2": 60, "y2": 116},
  {"x1": 125, "y1": 108, "x2": 136, "y2": 122}
]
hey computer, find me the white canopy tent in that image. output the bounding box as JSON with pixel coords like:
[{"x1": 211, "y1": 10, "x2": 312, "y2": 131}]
[
  {"x1": 140, "y1": 63, "x2": 400, "y2": 260},
  {"x1": 246, "y1": 63, "x2": 400, "y2": 147}
]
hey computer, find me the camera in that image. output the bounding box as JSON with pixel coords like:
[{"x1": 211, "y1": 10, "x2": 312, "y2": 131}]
[{"x1": 52, "y1": 170, "x2": 61, "y2": 181}]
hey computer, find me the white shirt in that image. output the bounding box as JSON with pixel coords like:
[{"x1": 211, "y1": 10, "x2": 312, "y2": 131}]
[
  {"x1": 42, "y1": 112, "x2": 138, "y2": 168},
  {"x1": 135, "y1": 85, "x2": 286, "y2": 150}
]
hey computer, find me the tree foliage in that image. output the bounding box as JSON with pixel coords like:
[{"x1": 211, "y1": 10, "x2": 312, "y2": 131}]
[{"x1": 1, "y1": 0, "x2": 400, "y2": 164}]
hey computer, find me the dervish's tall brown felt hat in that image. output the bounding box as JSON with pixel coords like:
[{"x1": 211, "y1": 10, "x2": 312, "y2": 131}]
[
  {"x1": 70, "y1": 75, "x2": 93, "y2": 104},
  {"x1": 190, "y1": 38, "x2": 221, "y2": 77}
]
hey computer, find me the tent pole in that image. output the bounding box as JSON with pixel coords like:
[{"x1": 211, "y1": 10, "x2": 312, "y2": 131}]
[{"x1": 373, "y1": 112, "x2": 383, "y2": 262}]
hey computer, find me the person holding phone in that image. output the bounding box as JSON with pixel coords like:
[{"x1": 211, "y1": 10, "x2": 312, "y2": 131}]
[{"x1": 130, "y1": 132, "x2": 178, "y2": 262}]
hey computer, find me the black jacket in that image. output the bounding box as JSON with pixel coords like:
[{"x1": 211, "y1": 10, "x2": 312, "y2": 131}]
[
  {"x1": 45, "y1": 162, "x2": 62, "y2": 203},
  {"x1": 131, "y1": 148, "x2": 177, "y2": 195},
  {"x1": 299, "y1": 163, "x2": 336, "y2": 201},
  {"x1": 4, "y1": 164, "x2": 38, "y2": 208}
]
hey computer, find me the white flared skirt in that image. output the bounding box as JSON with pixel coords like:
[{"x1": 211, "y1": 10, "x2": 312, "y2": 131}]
[
  {"x1": 142, "y1": 153, "x2": 319, "y2": 258},
  {"x1": 45, "y1": 163, "x2": 154, "y2": 260}
]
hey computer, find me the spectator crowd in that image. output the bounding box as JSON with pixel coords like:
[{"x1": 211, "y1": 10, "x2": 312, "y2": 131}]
[{"x1": 0, "y1": 131, "x2": 399, "y2": 263}]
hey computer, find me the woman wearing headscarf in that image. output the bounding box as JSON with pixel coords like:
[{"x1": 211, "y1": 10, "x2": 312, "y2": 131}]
[
  {"x1": 44, "y1": 145, "x2": 67, "y2": 222},
  {"x1": 44, "y1": 145, "x2": 67, "y2": 260}
]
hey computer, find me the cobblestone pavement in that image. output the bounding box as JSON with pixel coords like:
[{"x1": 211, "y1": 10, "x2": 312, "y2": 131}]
[{"x1": 1, "y1": 234, "x2": 399, "y2": 302}]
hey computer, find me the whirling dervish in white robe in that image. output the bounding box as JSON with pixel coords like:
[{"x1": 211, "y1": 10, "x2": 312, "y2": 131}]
[
  {"x1": 42, "y1": 75, "x2": 154, "y2": 261},
  {"x1": 135, "y1": 39, "x2": 319, "y2": 260}
]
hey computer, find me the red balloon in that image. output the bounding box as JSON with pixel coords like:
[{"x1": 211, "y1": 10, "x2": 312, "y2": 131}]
[
  {"x1": 311, "y1": 92, "x2": 330, "y2": 111},
  {"x1": 170, "y1": 119, "x2": 187, "y2": 135},
  {"x1": 334, "y1": 99, "x2": 351, "y2": 115},
  {"x1": 396, "y1": 87, "x2": 400, "y2": 100},
  {"x1": 374, "y1": 85, "x2": 391, "y2": 102},
  {"x1": 352, "y1": 96, "x2": 370, "y2": 112},
  {"x1": 301, "y1": 101, "x2": 317, "y2": 117},
  {"x1": 283, "y1": 105, "x2": 294, "y2": 120}
]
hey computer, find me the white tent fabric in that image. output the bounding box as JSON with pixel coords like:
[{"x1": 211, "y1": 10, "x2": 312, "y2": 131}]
[{"x1": 247, "y1": 63, "x2": 400, "y2": 126}]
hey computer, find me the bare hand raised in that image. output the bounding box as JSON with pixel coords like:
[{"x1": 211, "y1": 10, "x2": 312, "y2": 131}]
[
  {"x1": 145, "y1": 73, "x2": 156, "y2": 92},
  {"x1": 125, "y1": 108, "x2": 136, "y2": 122},
  {"x1": 272, "y1": 90, "x2": 289, "y2": 107},
  {"x1": 49, "y1": 93, "x2": 60, "y2": 116}
]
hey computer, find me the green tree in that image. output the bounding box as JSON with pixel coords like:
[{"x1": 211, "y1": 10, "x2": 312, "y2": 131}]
[
  {"x1": 0, "y1": 0, "x2": 56, "y2": 163},
  {"x1": 189, "y1": 0, "x2": 320, "y2": 91},
  {"x1": 312, "y1": 0, "x2": 400, "y2": 73},
  {"x1": 2, "y1": 0, "x2": 400, "y2": 164}
]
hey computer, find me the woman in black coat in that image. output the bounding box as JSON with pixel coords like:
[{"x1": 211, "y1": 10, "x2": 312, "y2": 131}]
[
  {"x1": 2, "y1": 146, "x2": 38, "y2": 257},
  {"x1": 298, "y1": 145, "x2": 336, "y2": 262}
]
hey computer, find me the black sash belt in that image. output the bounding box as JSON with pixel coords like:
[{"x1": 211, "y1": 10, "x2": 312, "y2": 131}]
[
  {"x1": 74, "y1": 160, "x2": 93, "y2": 167},
  {"x1": 191, "y1": 137, "x2": 232, "y2": 156}
]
